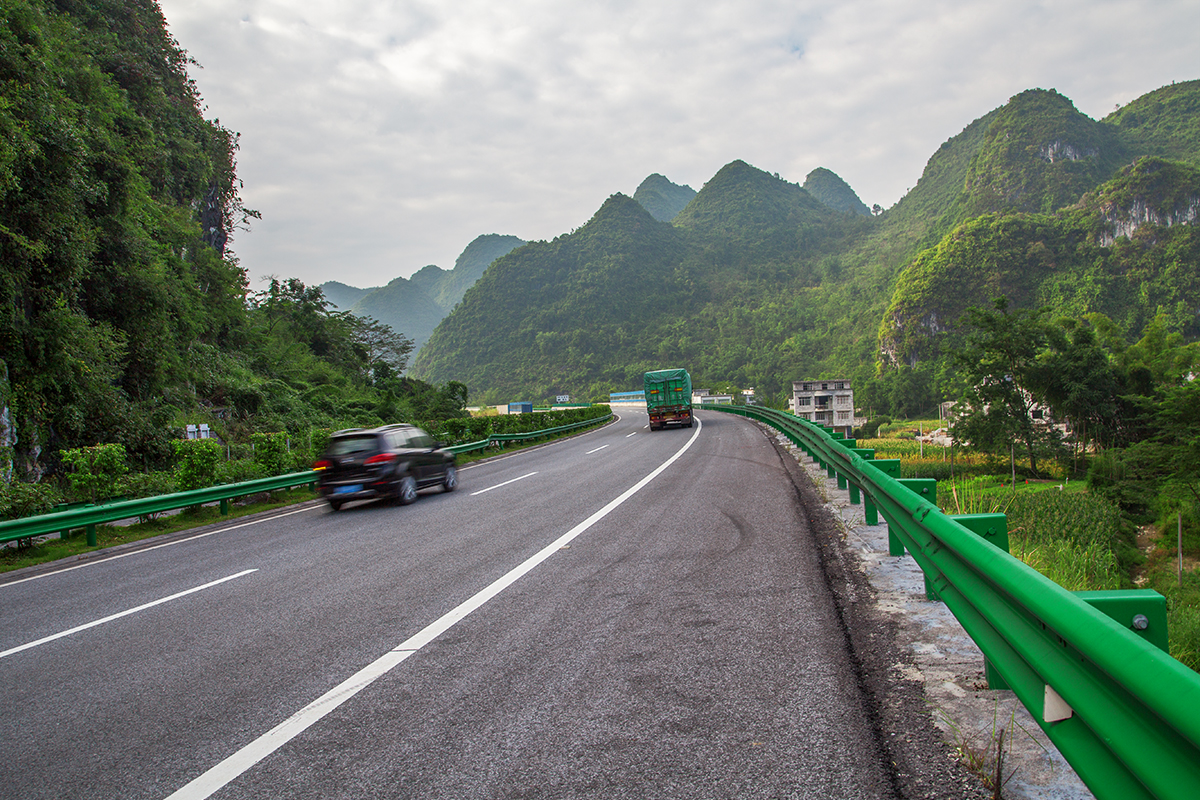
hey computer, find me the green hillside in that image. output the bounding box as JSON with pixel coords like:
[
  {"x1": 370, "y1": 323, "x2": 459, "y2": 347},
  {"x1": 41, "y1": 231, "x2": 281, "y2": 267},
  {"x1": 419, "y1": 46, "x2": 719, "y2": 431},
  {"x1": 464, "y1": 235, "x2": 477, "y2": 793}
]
[
  {"x1": 1, "y1": 0, "x2": 252, "y2": 476},
  {"x1": 320, "y1": 233, "x2": 526, "y2": 352},
  {"x1": 632, "y1": 174, "x2": 697, "y2": 221},
  {"x1": 414, "y1": 195, "x2": 694, "y2": 399},
  {"x1": 414, "y1": 83, "x2": 1199, "y2": 408},
  {"x1": 322, "y1": 281, "x2": 376, "y2": 311},
  {"x1": 803, "y1": 168, "x2": 871, "y2": 216},
  {"x1": 414, "y1": 164, "x2": 875, "y2": 401},
  {"x1": 1104, "y1": 80, "x2": 1200, "y2": 168},
  {"x1": 409, "y1": 233, "x2": 527, "y2": 311}
]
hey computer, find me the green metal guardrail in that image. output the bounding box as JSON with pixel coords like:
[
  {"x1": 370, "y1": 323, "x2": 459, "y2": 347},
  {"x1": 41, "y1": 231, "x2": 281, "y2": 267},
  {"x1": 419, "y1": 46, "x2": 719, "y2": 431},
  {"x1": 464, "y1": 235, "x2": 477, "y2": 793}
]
[
  {"x1": 0, "y1": 470, "x2": 318, "y2": 548},
  {"x1": 701, "y1": 403, "x2": 1200, "y2": 800},
  {"x1": 444, "y1": 412, "x2": 613, "y2": 454}
]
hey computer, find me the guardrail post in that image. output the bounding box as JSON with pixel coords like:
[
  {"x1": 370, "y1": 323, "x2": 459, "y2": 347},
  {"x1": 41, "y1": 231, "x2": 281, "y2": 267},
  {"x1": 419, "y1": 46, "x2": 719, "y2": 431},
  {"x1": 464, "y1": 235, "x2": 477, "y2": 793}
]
[
  {"x1": 86, "y1": 524, "x2": 97, "y2": 547},
  {"x1": 1073, "y1": 590, "x2": 1169, "y2": 652},
  {"x1": 831, "y1": 439, "x2": 858, "y2": 491},
  {"x1": 220, "y1": 498, "x2": 230, "y2": 515},
  {"x1": 946, "y1": 513, "x2": 1010, "y2": 685},
  {"x1": 895, "y1": 478, "x2": 936, "y2": 560},
  {"x1": 845, "y1": 448, "x2": 874, "y2": 505},
  {"x1": 948, "y1": 513, "x2": 1009, "y2": 553},
  {"x1": 865, "y1": 459, "x2": 901, "y2": 536}
]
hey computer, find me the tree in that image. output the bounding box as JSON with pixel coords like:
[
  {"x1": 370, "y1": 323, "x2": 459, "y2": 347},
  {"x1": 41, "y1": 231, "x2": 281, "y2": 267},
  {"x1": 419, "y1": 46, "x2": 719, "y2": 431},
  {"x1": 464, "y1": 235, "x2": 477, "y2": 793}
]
[
  {"x1": 345, "y1": 315, "x2": 415, "y2": 374},
  {"x1": 1030, "y1": 318, "x2": 1123, "y2": 456},
  {"x1": 948, "y1": 298, "x2": 1062, "y2": 477}
]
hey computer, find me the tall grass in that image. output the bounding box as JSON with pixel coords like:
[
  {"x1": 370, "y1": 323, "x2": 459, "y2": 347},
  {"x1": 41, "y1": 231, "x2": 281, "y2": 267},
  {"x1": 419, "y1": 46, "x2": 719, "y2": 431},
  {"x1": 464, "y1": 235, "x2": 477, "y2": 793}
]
[
  {"x1": 935, "y1": 481, "x2": 1125, "y2": 591},
  {"x1": 858, "y1": 438, "x2": 992, "y2": 481},
  {"x1": 876, "y1": 422, "x2": 1198, "y2": 670},
  {"x1": 1146, "y1": 570, "x2": 1200, "y2": 671}
]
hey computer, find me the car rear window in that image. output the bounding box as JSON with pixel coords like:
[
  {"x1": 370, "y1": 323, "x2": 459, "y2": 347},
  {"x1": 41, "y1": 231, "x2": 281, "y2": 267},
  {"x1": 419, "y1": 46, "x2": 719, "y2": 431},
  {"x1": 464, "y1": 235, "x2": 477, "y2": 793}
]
[{"x1": 326, "y1": 435, "x2": 379, "y2": 456}]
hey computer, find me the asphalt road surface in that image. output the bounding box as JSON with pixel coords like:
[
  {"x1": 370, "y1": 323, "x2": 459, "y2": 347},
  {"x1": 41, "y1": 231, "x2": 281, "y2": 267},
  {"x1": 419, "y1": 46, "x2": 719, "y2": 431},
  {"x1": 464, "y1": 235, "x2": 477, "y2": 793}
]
[{"x1": 2, "y1": 410, "x2": 921, "y2": 799}]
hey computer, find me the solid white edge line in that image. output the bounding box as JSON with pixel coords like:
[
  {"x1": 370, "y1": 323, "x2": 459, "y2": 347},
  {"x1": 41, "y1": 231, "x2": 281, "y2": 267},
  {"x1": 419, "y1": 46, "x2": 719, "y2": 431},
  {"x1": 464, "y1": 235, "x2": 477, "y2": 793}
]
[
  {"x1": 164, "y1": 418, "x2": 704, "y2": 800},
  {"x1": 1, "y1": 506, "x2": 321, "y2": 589},
  {"x1": 0, "y1": 569, "x2": 259, "y2": 659},
  {"x1": 468, "y1": 471, "x2": 538, "y2": 496}
]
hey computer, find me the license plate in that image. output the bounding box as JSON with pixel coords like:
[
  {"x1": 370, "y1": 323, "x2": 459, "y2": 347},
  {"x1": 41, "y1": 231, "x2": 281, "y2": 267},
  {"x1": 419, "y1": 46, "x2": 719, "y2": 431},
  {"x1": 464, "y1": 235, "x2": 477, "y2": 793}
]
[{"x1": 334, "y1": 484, "x2": 362, "y2": 495}]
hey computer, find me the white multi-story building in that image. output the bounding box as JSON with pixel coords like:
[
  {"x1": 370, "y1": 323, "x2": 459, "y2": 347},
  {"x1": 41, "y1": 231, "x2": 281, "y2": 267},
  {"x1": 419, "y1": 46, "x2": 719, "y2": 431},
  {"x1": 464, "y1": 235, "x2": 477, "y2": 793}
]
[{"x1": 790, "y1": 379, "x2": 862, "y2": 436}]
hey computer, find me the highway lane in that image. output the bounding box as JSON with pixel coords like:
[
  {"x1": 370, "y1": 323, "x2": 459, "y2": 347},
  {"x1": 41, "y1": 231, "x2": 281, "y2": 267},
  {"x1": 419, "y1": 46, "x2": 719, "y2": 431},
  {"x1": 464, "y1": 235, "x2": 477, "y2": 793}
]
[{"x1": 0, "y1": 410, "x2": 896, "y2": 799}]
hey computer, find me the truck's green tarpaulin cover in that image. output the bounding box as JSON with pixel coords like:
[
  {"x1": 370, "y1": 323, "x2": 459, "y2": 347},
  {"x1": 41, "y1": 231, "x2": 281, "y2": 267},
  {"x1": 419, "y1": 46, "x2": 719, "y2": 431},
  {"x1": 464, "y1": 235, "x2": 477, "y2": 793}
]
[{"x1": 643, "y1": 369, "x2": 692, "y2": 408}]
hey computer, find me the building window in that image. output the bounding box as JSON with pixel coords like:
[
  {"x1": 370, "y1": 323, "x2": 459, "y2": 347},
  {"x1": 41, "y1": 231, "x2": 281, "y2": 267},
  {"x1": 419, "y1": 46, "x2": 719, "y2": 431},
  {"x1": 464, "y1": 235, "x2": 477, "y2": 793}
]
[
  {"x1": 837, "y1": 411, "x2": 850, "y2": 421},
  {"x1": 797, "y1": 397, "x2": 811, "y2": 406}
]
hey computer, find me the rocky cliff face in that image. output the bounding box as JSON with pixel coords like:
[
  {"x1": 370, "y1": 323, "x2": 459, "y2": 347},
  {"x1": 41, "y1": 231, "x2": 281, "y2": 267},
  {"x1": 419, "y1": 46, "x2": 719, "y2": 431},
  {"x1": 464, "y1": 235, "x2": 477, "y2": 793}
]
[{"x1": 1100, "y1": 197, "x2": 1199, "y2": 245}]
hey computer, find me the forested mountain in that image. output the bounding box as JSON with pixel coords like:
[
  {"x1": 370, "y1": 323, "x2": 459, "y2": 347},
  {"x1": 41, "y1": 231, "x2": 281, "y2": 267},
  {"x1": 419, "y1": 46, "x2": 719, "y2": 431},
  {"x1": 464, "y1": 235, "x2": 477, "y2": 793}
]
[
  {"x1": 2, "y1": 0, "x2": 254, "y2": 478},
  {"x1": 322, "y1": 281, "x2": 376, "y2": 311},
  {"x1": 803, "y1": 168, "x2": 872, "y2": 216},
  {"x1": 320, "y1": 233, "x2": 525, "y2": 352},
  {"x1": 632, "y1": 174, "x2": 697, "y2": 221},
  {"x1": 414, "y1": 82, "x2": 1200, "y2": 409}
]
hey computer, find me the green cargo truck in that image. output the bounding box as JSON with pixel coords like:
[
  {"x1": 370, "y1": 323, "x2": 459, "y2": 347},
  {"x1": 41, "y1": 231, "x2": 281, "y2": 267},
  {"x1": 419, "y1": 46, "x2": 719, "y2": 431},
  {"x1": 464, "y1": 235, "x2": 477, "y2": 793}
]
[{"x1": 644, "y1": 368, "x2": 693, "y2": 430}]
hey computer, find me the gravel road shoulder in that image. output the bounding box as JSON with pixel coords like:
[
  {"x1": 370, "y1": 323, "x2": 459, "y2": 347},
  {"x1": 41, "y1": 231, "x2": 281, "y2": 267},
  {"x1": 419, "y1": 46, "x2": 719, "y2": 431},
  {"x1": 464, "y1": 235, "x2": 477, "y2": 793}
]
[{"x1": 763, "y1": 423, "x2": 1094, "y2": 800}]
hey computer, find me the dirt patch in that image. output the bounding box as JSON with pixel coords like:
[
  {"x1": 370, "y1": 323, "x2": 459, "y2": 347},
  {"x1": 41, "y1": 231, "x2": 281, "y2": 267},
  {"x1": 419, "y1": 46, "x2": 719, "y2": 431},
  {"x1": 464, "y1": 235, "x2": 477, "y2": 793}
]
[{"x1": 1133, "y1": 524, "x2": 1160, "y2": 586}]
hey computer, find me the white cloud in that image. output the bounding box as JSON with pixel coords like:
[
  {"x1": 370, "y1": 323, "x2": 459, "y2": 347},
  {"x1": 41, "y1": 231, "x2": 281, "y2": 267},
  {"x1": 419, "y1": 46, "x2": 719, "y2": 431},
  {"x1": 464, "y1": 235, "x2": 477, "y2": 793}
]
[{"x1": 158, "y1": 0, "x2": 1199, "y2": 289}]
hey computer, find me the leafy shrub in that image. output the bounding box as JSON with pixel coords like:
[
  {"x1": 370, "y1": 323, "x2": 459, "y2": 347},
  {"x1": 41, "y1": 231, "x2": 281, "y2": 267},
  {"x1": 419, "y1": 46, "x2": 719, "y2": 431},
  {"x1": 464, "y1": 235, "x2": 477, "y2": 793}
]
[
  {"x1": 251, "y1": 432, "x2": 291, "y2": 476},
  {"x1": 435, "y1": 417, "x2": 490, "y2": 444},
  {"x1": 173, "y1": 439, "x2": 222, "y2": 491},
  {"x1": 117, "y1": 471, "x2": 178, "y2": 499},
  {"x1": 0, "y1": 480, "x2": 65, "y2": 521},
  {"x1": 308, "y1": 428, "x2": 334, "y2": 461},
  {"x1": 60, "y1": 443, "x2": 129, "y2": 504},
  {"x1": 216, "y1": 459, "x2": 267, "y2": 485}
]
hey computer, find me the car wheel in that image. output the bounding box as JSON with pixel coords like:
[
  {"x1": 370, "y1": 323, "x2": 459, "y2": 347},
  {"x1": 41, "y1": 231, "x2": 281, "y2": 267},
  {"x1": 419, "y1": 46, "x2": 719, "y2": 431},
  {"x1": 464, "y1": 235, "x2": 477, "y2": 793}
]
[
  {"x1": 396, "y1": 475, "x2": 418, "y2": 505},
  {"x1": 328, "y1": 499, "x2": 343, "y2": 512},
  {"x1": 442, "y1": 465, "x2": 458, "y2": 492}
]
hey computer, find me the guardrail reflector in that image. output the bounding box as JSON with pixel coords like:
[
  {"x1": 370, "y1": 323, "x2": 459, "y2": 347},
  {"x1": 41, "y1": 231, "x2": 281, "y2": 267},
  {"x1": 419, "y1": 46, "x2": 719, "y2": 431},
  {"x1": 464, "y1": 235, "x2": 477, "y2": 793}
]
[{"x1": 1045, "y1": 685, "x2": 1074, "y2": 723}]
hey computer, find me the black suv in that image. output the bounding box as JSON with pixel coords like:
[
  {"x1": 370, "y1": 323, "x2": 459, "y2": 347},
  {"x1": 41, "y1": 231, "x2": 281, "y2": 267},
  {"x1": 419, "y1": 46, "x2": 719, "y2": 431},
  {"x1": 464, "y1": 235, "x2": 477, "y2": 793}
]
[{"x1": 314, "y1": 424, "x2": 458, "y2": 511}]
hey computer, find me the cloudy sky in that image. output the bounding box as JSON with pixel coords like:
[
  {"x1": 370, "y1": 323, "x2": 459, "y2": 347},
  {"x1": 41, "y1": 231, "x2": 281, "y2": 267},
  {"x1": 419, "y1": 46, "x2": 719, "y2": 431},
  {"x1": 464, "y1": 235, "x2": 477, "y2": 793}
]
[{"x1": 158, "y1": 0, "x2": 1198, "y2": 291}]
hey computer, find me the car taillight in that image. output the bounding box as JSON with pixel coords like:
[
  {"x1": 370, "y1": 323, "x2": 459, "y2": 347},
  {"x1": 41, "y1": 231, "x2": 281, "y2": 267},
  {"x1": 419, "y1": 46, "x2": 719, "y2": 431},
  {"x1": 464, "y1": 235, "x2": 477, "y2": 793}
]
[
  {"x1": 364, "y1": 453, "x2": 397, "y2": 466},
  {"x1": 313, "y1": 459, "x2": 332, "y2": 471}
]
